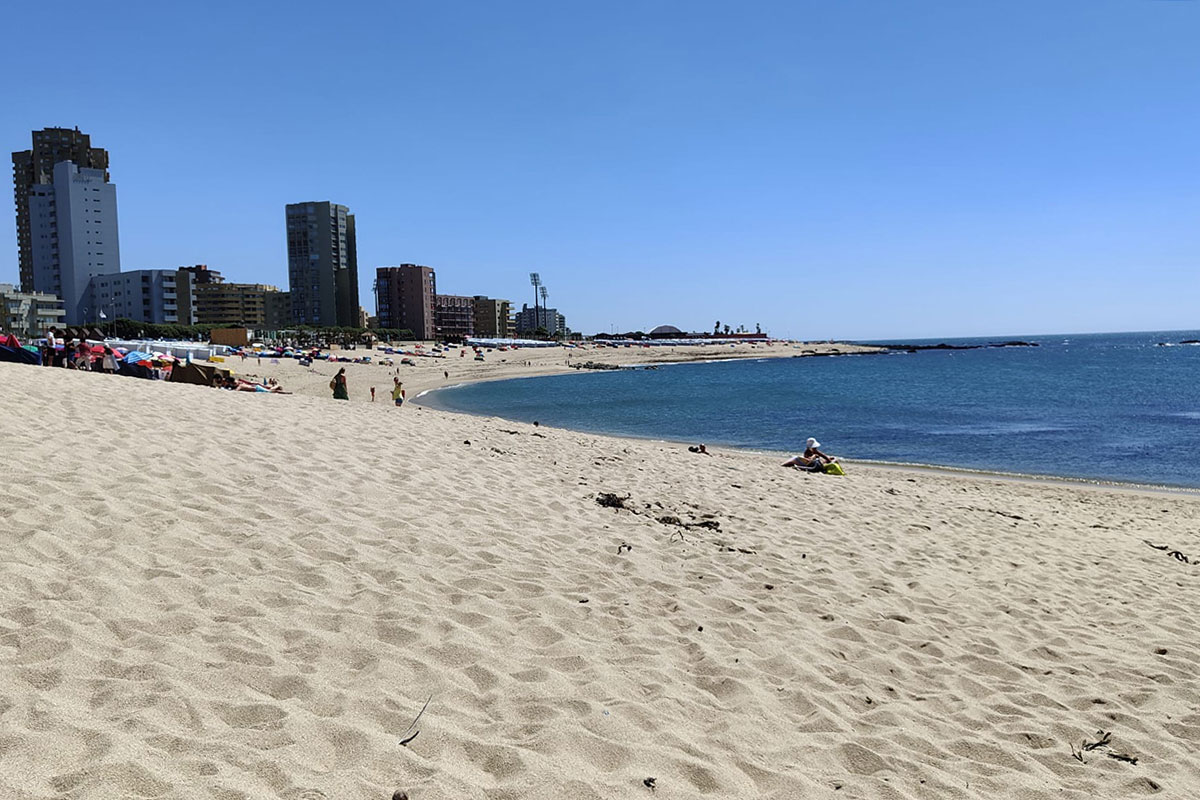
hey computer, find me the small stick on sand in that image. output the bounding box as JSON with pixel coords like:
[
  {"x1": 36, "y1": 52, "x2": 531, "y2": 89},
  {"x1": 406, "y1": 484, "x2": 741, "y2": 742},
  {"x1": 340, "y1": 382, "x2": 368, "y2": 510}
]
[{"x1": 399, "y1": 695, "x2": 432, "y2": 747}]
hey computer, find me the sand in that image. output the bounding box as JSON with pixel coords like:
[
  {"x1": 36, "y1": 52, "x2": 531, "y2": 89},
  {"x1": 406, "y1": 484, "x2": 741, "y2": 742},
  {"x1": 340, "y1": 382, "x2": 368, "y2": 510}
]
[
  {"x1": 2, "y1": 349, "x2": 1198, "y2": 800},
  {"x1": 226, "y1": 339, "x2": 878, "y2": 404}
]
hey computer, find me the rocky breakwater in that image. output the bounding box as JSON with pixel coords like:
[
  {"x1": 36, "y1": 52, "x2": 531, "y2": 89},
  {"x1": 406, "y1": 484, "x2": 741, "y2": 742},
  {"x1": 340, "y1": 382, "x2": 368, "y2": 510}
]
[
  {"x1": 570, "y1": 360, "x2": 627, "y2": 371},
  {"x1": 865, "y1": 340, "x2": 1040, "y2": 354}
]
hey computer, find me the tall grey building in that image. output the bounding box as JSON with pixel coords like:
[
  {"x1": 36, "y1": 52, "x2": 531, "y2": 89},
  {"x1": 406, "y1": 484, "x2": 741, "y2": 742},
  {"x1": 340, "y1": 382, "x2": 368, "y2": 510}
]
[
  {"x1": 12, "y1": 127, "x2": 109, "y2": 292},
  {"x1": 28, "y1": 161, "x2": 121, "y2": 325},
  {"x1": 285, "y1": 202, "x2": 359, "y2": 327}
]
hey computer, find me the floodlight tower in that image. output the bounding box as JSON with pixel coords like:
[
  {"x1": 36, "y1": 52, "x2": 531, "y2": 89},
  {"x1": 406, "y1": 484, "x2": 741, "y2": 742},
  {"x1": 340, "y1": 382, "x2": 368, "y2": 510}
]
[{"x1": 529, "y1": 272, "x2": 541, "y2": 334}]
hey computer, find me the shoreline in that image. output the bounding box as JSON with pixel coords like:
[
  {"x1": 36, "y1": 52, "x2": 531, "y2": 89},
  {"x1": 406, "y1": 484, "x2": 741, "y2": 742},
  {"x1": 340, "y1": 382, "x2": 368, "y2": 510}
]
[{"x1": 414, "y1": 358, "x2": 1200, "y2": 499}]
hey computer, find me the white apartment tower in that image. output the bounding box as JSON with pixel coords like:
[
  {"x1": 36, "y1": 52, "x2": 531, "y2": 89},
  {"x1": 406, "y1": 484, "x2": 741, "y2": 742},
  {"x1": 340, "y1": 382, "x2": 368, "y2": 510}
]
[{"x1": 28, "y1": 160, "x2": 121, "y2": 324}]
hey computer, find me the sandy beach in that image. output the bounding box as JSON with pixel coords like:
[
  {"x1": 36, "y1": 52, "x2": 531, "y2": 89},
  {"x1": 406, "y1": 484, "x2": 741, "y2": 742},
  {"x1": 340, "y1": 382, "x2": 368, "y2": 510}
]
[
  {"x1": 2, "y1": 347, "x2": 1199, "y2": 799},
  {"x1": 226, "y1": 339, "x2": 879, "y2": 404}
]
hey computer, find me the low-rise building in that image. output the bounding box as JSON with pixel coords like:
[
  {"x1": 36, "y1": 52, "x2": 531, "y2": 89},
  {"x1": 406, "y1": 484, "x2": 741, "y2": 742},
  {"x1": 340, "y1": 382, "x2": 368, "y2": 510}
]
[
  {"x1": 87, "y1": 269, "x2": 195, "y2": 325},
  {"x1": 0, "y1": 283, "x2": 65, "y2": 337},
  {"x1": 472, "y1": 296, "x2": 512, "y2": 338},
  {"x1": 194, "y1": 282, "x2": 281, "y2": 327},
  {"x1": 513, "y1": 304, "x2": 567, "y2": 337},
  {"x1": 435, "y1": 294, "x2": 475, "y2": 340}
]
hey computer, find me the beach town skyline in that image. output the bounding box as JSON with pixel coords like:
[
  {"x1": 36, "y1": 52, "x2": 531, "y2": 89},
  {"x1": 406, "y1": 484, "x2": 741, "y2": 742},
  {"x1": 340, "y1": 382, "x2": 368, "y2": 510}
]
[
  {"x1": 5, "y1": 5, "x2": 1200, "y2": 797},
  {"x1": 3, "y1": 1, "x2": 1198, "y2": 339}
]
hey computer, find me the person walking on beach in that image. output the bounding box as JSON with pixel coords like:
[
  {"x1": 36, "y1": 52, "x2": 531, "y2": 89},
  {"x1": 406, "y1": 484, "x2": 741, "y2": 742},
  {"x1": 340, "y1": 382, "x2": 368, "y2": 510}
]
[
  {"x1": 330, "y1": 367, "x2": 349, "y2": 400},
  {"x1": 370, "y1": 386, "x2": 376, "y2": 402},
  {"x1": 101, "y1": 346, "x2": 118, "y2": 374},
  {"x1": 391, "y1": 377, "x2": 406, "y2": 407}
]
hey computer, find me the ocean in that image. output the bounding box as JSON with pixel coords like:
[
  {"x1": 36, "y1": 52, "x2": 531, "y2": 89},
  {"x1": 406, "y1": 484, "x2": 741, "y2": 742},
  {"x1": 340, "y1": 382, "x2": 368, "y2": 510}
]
[{"x1": 422, "y1": 331, "x2": 1200, "y2": 488}]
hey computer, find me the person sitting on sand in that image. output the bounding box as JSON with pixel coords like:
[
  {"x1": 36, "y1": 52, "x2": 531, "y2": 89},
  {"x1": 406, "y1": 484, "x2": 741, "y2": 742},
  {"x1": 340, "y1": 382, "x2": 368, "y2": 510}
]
[
  {"x1": 688, "y1": 444, "x2": 710, "y2": 455},
  {"x1": 783, "y1": 438, "x2": 837, "y2": 470},
  {"x1": 392, "y1": 377, "x2": 406, "y2": 407},
  {"x1": 331, "y1": 367, "x2": 349, "y2": 400}
]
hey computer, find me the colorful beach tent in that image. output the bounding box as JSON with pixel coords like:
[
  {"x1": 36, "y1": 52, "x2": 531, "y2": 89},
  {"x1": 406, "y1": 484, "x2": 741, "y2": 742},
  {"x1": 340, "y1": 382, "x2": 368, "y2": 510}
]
[
  {"x1": 117, "y1": 351, "x2": 156, "y2": 379},
  {"x1": 0, "y1": 334, "x2": 40, "y2": 365},
  {"x1": 168, "y1": 361, "x2": 229, "y2": 387}
]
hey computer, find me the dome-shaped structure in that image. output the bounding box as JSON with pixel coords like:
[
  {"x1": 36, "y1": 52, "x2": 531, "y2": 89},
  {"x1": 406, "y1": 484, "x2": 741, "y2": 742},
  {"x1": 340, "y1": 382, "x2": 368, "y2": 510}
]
[{"x1": 649, "y1": 325, "x2": 683, "y2": 335}]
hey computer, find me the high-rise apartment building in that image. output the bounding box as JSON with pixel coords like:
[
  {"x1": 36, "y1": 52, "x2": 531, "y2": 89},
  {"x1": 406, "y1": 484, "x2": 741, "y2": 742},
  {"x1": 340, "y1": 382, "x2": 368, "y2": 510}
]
[
  {"x1": 285, "y1": 202, "x2": 359, "y2": 327},
  {"x1": 12, "y1": 127, "x2": 109, "y2": 292},
  {"x1": 28, "y1": 161, "x2": 121, "y2": 324},
  {"x1": 375, "y1": 264, "x2": 436, "y2": 338},
  {"x1": 472, "y1": 296, "x2": 512, "y2": 338},
  {"x1": 434, "y1": 294, "x2": 475, "y2": 340}
]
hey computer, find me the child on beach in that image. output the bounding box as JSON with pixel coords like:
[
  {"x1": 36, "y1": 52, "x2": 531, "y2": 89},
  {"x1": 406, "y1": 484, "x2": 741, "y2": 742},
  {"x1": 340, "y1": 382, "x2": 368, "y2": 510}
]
[{"x1": 392, "y1": 377, "x2": 406, "y2": 407}]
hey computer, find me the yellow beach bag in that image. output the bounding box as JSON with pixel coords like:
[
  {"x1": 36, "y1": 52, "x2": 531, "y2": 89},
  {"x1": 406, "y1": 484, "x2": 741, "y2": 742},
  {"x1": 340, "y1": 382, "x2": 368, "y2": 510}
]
[{"x1": 823, "y1": 462, "x2": 846, "y2": 476}]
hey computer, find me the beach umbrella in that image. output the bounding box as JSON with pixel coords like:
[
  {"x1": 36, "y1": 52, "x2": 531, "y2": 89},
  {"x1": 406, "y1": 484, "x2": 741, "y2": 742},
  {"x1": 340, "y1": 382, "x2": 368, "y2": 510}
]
[{"x1": 124, "y1": 351, "x2": 154, "y2": 365}]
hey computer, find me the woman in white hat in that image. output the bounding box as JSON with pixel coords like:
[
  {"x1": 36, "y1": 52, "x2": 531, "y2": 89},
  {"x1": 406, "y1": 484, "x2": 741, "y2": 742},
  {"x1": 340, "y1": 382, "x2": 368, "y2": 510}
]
[{"x1": 783, "y1": 437, "x2": 837, "y2": 470}]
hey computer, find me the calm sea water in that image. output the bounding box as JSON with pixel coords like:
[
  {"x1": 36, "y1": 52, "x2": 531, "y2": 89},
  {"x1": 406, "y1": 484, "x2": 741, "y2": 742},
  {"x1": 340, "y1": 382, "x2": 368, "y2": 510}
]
[{"x1": 423, "y1": 331, "x2": 1200, "y2": 488}]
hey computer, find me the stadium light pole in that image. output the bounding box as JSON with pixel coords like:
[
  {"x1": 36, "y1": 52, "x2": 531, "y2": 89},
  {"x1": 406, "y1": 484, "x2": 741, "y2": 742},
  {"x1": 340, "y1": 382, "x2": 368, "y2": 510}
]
[{"x1": 529, "y1": 272, "x2": 541, "y2": 335}]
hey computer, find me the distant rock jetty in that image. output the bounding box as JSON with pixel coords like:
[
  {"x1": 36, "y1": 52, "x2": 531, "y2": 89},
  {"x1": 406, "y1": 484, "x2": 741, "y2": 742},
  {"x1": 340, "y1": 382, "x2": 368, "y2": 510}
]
[
  {"x1": 570, "y1": 361, "x2": 626, "y2": 371},
  {"x1": 865, "y1": 341, "x2": 1039, "y2": 353}
]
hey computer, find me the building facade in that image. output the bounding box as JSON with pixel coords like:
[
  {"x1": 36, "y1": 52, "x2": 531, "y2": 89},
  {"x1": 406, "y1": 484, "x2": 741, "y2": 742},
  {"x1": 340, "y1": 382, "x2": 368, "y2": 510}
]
[
  {"x1": 513, "y1": 304, "x2": 567, "y2": 337},
  {"x1": 434, "y1": 294, "x2": 475, "y2": 340},
  {"x1": 193, "y1": 281, "x2": 281, "y2": 327},
  {"x1": 375, "y1": 264, "x2": 436, "y2": 338},
  {"x1": 471, "y1": 296, "x2": 512, "y2": 338},
  {"x1": 0, "y1": 283, "x2": 65, "y2": 337},
  {"x1": 12, "y1": 127, "x2": 109, "y2": 292},
  {"x1": 264, "y1": 290, "x2": 291, "y2": 329},
  {"x1": 285, "y1": 202, "x2": 359, "y2": 327},
  {"x1": 87, "y1": 269, "x2": 194, "y2": 326},
  {"x1": 28, "y1": 161, "x2": 121, "y2": 325},
  {"x1": 178, "y1": 264, "x2": 223, "y2": 285}
]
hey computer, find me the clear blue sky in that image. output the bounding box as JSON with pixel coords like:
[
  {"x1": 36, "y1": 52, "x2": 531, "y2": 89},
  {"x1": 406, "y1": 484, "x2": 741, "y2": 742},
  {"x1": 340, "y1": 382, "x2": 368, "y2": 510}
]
[{"x1": 3, "y1": 0, "x2": 1198, "y2": 339}]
